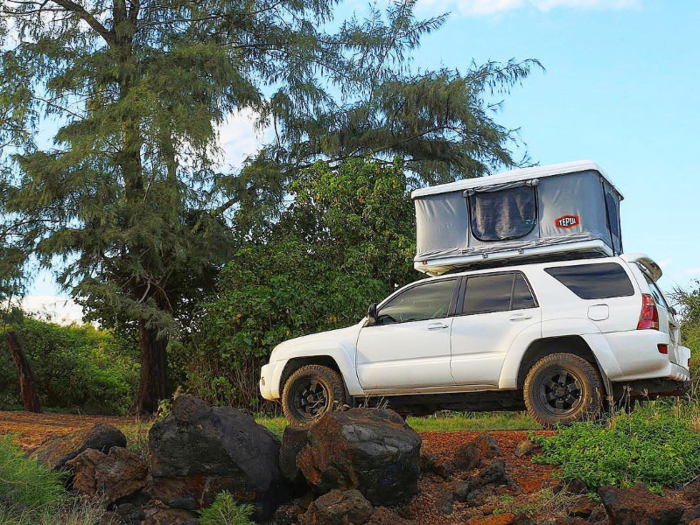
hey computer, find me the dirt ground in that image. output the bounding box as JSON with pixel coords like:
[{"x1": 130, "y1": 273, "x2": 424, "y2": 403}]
[
  {"x1": 0, "y1": 410, "x2": 135, "y2": 451},
  {"x1": 0, "y1": 410, "x2": 563, "y2": 523}
]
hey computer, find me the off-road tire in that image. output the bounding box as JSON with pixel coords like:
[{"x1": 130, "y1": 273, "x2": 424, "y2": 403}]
[
  {"x1": 524, "y1": 353, "x2": 603, "y2": 429},
  {"x1": 282, "y1": 365, "x2": 346, "y2": 427}
]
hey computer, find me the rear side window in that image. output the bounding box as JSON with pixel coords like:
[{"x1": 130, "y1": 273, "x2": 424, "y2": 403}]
[
  {"x1": 644, "y1": 274, "x2": 669, "y2": 310},
  {"x1": 462, "y1": 273, "x2": 537, "y2": 315},
  {"x1": 545, "y1": 263, "x2": 634, "y2": 300}
]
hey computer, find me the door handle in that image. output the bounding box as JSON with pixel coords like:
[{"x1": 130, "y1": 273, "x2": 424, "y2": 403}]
[
  {"x1": 509, "y1": 313, "x2": 533, "y2": 321},
  {"x1": 427, "y1": 322, "x2": 449, "y2": 330}
]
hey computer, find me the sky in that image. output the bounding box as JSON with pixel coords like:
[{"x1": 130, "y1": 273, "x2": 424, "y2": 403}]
[{"x1": 24, "y1": 0, "x2": 700, "y2": 322}]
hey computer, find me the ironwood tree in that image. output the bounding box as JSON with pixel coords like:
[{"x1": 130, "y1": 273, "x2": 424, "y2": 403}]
[{"x1": 0, "y1": 0, "x2": 540, "y2": 414}]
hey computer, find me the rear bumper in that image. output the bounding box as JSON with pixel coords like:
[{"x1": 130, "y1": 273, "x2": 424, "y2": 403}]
[{"x1": 612, "y1": 376, "x2": 691, "y2": 399}]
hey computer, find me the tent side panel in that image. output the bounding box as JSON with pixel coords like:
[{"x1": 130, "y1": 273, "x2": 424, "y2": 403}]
[
  {"x1": 415, "y1": 192, "x2": 469, "y2": 259},
  {"x1": 537, "y1": 171, "x2": 612, "y2": 246}
]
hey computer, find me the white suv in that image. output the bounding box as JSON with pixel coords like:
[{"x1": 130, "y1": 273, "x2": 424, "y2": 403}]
[{"x1": 260, "y1": 254, "x2": 691, "y2": 427}]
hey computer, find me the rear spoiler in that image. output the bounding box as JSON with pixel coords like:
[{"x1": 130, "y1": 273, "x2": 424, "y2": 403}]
[{"x1": 621, "y1": 253, "x2": 663, "y2": 282}]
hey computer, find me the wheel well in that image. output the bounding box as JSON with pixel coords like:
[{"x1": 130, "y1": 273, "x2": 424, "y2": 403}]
[
  {"x1": 280, "y1": 356, "x2": 341, "y2": 391},
  {"x1": 517, "y1": 336, "x2": 600, "y2": 388}
]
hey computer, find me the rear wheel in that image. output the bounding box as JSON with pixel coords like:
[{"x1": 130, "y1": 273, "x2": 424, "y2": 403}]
[
  {"x1": 524, "y1": 353, "x2": 603, "y2": 428},
  {"x1": 282, "y1": 365, "x2": 346, "y2": 426}
]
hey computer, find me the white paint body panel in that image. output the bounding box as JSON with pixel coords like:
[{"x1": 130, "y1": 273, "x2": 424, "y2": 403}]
[{"x1": 259, "y1": 255, "x2": 690, "y2": 402}]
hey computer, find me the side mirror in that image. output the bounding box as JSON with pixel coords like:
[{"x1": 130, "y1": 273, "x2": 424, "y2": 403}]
[{"x1": 367, "y1": 303, "x2": 379, "y2": 325}]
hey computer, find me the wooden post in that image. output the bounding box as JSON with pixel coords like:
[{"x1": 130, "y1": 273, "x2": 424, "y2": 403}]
[{"x1": 4, "y1": 330, "x2": 41, "y2": 413}]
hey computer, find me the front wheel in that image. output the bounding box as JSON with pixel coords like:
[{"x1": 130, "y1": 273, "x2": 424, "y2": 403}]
[
  {"x1": 282, "y1": 365, "x2": 347, "y2": 426},
  {"x1": 524, "y1": 353, "x2": 603, "y2": 429}
]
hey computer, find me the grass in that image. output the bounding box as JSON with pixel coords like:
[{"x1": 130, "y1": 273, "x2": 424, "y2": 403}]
[
  {"x1": 491, "y1": 488, "x2": 578, "y2": 518},
  {"x1": 0, "y1": 436, "x2": 113, "y2": 524},
  {"x1": 407, "y1": 411, "x2": 538, "y2": 432},
  {"x1": 252, "y1": 410, "x2": 539, "y2": 437},
  {"x1": 0, "y1": 434, "x2": 65, "y2": 511}
]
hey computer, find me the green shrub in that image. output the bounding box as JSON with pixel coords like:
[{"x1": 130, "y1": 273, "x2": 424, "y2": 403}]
[
  {"x1": 0, "y1": 435, "x2": 65, "y2": 512},
  {"x1": 0, "y1": 317, "x2": 138, "y2": 414},
  {"x1": 181, "y1": 160, "x2": 416, "y2": 411},
  {"x1": 198, "y1": 492, "x2": 255, "y2": 525},
  {"x1": 532, "y1": 402, "x2": 700, "y2": 492}
]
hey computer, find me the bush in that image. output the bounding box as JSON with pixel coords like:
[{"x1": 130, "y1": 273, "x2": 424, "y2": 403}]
[
  {"x1": 198, "y1": 492, "x2": 255, "y2": 525},
  {"x1": 0, "y1": 318, "x2": 138, "y2": 415},
  {"x1": 532, "y1": 402, "x2": 700, "y2": 492},
  {"x1": 181, "y1": 160, "x2": 417, "y2": 411}
]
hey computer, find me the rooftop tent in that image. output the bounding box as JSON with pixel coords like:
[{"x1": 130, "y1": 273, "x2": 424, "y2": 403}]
[{"x1": 412, "y1": 161, "x2": 623, "y2": 275}]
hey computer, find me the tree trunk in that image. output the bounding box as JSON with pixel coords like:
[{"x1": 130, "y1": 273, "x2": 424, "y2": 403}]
[
  {"x1": 129, "y1": 320, "x2": 168, "y2": 415},
  {"x1": 4, "y1": 330, "x2": 41, "y2": 413}
]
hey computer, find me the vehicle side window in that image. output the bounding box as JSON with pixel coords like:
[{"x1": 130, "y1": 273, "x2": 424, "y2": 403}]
[
  {"x1": 377, "y1": 279, "x2": 456, "y2": 324},
  {"x1": 512, "y1": 274, "x2": 537, "y2": 310},
  {"x1": 462, "y1": 273, "x2": 536, "y2": 315},
  {"x1": 644, "y1": 274, "x2": 669, "y2": 310},
  {"x1": 545, "y1": 262, "x2": 634, "y2": 300}
]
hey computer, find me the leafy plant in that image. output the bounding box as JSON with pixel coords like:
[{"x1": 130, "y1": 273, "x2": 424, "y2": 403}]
[
  {"x1": 199, "y1": 492, "x2": 255, "y2": 525},
  {"x1": 532, "y1": 402, "x2": 700, "y2": 492}
]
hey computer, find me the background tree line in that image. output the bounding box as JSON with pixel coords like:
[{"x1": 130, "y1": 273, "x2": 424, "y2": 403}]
[{"x1": 1, "y1": 0, "x2": 543, "y2": 414}]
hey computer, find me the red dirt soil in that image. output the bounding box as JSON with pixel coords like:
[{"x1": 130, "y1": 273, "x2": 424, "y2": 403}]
[{"x1": 0, "y1": 410, "x2": 135, "y2": 451}]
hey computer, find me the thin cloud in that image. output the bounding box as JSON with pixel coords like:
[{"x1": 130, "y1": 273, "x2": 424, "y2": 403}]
[
  {"x1": 684, "y1": 267, "x2": 700, "y2": 276},
  {"x1": 416, "y1": 0, "x2": 640, "y2": 16},
  {"x1": 658, "y1": 258, "x2": 672, "y2": 269},
  {"x1": 216, "y1": 108, "x2": 268, "y2": 169}
]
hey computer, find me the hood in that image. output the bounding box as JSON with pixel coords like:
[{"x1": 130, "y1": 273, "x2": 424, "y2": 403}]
[{"x1": 269, "y1": 322, "x2": 363, "y2": 361}]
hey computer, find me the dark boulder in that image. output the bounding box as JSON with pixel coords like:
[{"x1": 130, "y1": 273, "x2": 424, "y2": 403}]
[
  {"x1": 300, "y1": 489, "x2": 374, "y2": 525},
  {"x1": 565, "y1": 478, "x2": 589, "y2": 496},
  {"x1": 272, "y1": 502, "x2": 307, "y2": 525},
  {"x1": 598, "y1": 484, "x2": 685, "y2": 525},
  {"x1": 455, "y1": 434, "x2": 501, "y2": 471},
  {"x1": 682, "y1": 506, "x2": 700, "y2": 525},
  {"x1": 142, "y1": 501, "x2": 198, "y2": 525},
  {"x1": 66, "y1": 446, "x2": 148, "y2": 505},
  {"x1": 30, "y1": 422, "x2": 126, "y2": 471},
  {"x1": 148, "y1": 395, "x2": 289, "y2": 521},
  {"x1": 297, "y1": 408, "x2": 421, "y2": 506},
  {"x1": 279, "y1": 425, "x2": 310, "y2": 493},
  {"x1": 568, "y1": 496, "x2": 599, "y2": 519},
  {"x1": 514, "y1": 439, "x2": 534, "y2": 458}
]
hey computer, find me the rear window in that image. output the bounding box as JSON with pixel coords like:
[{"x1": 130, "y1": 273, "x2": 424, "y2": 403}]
[{"x1": 545, "y1": 263, "x2": 634, "y2": 300}]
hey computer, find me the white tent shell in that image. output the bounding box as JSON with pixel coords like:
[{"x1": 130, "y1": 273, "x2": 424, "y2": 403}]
[{"x1": 412, "y1": 160, "x2": 623, "y2": 276}]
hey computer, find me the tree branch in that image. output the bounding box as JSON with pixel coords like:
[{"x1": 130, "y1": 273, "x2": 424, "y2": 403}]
[{"x1": 49, "y1": 0, "x2": 116, "y2": 46}]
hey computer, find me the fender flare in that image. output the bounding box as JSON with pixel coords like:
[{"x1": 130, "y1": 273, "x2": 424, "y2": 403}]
[
  {"x1": 270, "y1": 341, "x2": 363, "y2": 399},
  {"x1": 498, "y1": 319, "x2": 621, "y2": 396}
]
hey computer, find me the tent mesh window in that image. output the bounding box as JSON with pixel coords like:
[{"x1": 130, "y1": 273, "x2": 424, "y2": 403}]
[{"x1": 468, "y1": 185, "x2": 537, "y2": 242}]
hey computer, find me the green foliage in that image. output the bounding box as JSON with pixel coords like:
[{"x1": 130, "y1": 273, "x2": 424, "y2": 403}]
[
  {"x1": 532, "y1": 402, "x2": 700, "y2": 493},
  {"x1": 0, "y1": 318, "x2": 138, "y2": 414},
  {"x1": 182, "y1": 159, "x2": 417, "y2": 409},
  {"x1": 0, "y1": 435, "x2": 65, "y2": 513},
  {"x1": 198, "y1": 492, "x2": 255, "y2": 525},
  {"x1": 673, "y1": 279, "x2": 700, "y2": 383}
]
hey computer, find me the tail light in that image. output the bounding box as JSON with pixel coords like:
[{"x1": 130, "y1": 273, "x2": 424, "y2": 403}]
[{"x1": 637, "y1": 293, "x2": 659, "y2": 330}]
